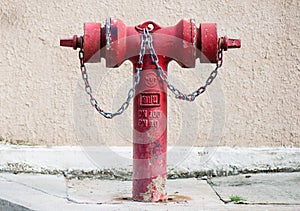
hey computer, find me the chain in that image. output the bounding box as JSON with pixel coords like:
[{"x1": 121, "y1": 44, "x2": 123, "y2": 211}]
[
  {"x1": 144, "y1": 29, "x2": 223, "y2": 101},
  {"x1": 78, "y1": 29, "x2": 223, "y2": 118},
  {"x1": 78, "y1": 34, "x2": 145, "y2": 119}
]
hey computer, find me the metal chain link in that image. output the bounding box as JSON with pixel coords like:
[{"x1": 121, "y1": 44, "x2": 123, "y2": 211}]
[
  {"x1": 78, "y1": 28, "x2": 223, "y2": 118},
  {"x1": 78, "y1": 34, "x2": 145, "y2": 119},
  {"x1": 144, "y1": 29, "x2": 223, "y2": 101}
]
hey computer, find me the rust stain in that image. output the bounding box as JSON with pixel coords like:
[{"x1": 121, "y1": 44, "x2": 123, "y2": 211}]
[
  {"x1": 167, "y1": 194, "x2": 192, "y2": 202},
  {"x1": 112, "y1": 194, "x2": 192, "y2": 203}
]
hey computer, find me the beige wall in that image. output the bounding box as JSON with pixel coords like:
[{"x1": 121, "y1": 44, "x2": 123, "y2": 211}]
[{"x1": 0, "y1": 0, "x2": 299, "y2": 147}]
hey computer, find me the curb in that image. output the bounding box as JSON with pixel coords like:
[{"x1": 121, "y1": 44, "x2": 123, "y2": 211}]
[{"x1": 1, "y1": 144, "x2": 299, "y2": 179}]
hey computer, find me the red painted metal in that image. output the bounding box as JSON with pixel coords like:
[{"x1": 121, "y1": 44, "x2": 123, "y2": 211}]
[
  {"x1": 60, "y1": 18, "x2": 241, "y2": 202},
  {"x1": 103, "y1": 18, "x2": 198, "y2": 68},
  {"x1": 132, "y1": 57, "x2": 168, "y2": 202},
  {"x1": 219, "y1": 35, "x2": 241, "y2": 51},
  {"x1": 60, "y1": 35, "x2": 82, "y2": 50},
  {"x1": 83, "y1": 22, "x2": 101, "y2": 63},
  {"x1": 199, "y1": 23, "x2": 218, "y2": 63}
]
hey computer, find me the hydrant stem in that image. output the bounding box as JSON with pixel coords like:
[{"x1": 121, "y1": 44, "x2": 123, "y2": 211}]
[{"x1": 133, "y1": 57, "x2": 168, "y2": 202}]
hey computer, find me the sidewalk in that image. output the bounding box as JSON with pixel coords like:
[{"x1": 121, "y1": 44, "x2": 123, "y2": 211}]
[
  {"x1": 0, "y1": 172, "x2": 299, "y2": 210},
  {"x1": 0, "y1": 144, "x2": 299, "y2": 210}
]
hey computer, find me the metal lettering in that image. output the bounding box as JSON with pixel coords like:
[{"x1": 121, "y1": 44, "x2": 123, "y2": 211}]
[
  {"x1": 138, "y1": 119, "x2": 148, "y2": 128},
  {"x1": 149, "y1": 110, "x2": 161, "y2": 118},
  {"x1": 139, "y1": 93, "x2": 160, "y2": 106},
  {"x1": 138, "y1": 110, "x2": 148, "y2": 118},
  {"x1": 149, "y1": 120, "x2": 158, "y2": 128}
]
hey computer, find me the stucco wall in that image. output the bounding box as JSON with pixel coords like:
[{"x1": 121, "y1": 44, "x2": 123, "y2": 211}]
[{"x1": 0, "y1": 0, "x2": 299, "y2": 147}]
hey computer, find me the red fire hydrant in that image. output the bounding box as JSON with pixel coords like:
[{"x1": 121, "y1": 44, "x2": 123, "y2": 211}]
[{"x1": 60, "y1": 18, "x2": 240, "y2": 202}]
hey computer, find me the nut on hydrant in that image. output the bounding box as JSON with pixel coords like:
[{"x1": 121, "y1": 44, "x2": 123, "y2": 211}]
[{"x1": 60, "y1": 18, "x2": 241, "y2": 202}]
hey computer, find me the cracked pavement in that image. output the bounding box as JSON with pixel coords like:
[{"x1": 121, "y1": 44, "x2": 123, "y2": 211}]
[
  {"x1": 208, "y1": 172, "x2": 300, "y2": 205},
  {"x1": 0, "y1": 172, "x2": 300, "y2": 210}
]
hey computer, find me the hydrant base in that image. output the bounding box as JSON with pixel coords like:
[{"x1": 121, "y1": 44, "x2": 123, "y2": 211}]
[{"x1": 133, "y1": 176, "x2": 167, "y2": 202}]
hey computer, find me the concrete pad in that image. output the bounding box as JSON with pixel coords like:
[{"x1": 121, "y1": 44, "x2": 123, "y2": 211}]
[
  {"x1": 0, "y1": 173, "x2": 223, "y2": 210},
  {"x1": 209, "y1": 172, "x2": 300, "y2": 204},
  {"x1": 66, "y1": 178, "x2": 222, "y2": 206}
]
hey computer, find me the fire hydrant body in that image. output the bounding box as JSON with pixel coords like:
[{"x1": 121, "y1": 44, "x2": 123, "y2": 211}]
[{"x1": 60, "y1": 18, "x2": 240, "y2": 202}]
